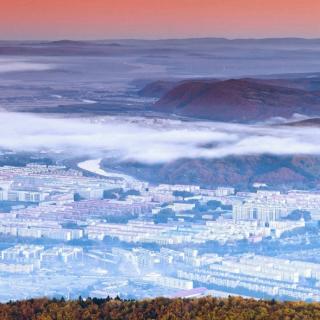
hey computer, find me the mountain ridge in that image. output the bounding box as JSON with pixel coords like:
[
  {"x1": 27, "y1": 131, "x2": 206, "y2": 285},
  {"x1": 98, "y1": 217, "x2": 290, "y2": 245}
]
[{"x1": 152, "y1": 78, "x2": 320, "y2": 122}]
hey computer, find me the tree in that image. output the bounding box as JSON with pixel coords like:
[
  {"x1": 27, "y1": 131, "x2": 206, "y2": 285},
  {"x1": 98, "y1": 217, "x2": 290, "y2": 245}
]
[
  {"x1": 173, "y1": 191, "x2": 194, "y2": 199},
  {"x1": 286, "y1": 209, "x2": 311, "y2": 221},
  {"x1": 73, "y1": 193, "x2": 84, "y2": 202},
  {"x1": 154, "y1": 208, "x2": 176, "y2": 224}
]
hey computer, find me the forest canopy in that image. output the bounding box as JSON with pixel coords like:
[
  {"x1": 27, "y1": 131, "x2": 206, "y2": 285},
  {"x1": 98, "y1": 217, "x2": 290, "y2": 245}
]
[{"x1": 0, "y1": 296, "x2": 320, "y2": 320}]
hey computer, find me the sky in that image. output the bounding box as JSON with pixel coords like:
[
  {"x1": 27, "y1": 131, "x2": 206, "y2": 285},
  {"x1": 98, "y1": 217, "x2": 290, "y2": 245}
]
[{"x1": 1, "y1": 0, "x2": 320, "y2": 40}]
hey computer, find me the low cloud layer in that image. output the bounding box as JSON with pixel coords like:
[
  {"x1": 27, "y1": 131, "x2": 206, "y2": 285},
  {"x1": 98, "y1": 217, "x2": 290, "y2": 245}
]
[
  {"x1": 0, "y1": 112, "x2": 319, "y2": 164},
  {"x1": 0, "y1": 58, "x2": 53, "y2": 73}
]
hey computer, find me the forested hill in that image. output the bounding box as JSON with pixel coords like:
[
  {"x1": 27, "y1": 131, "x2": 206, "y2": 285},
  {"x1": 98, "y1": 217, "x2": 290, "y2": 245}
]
[{"x1": 1, "y1": 296, "x2": 320, "y2": 320}]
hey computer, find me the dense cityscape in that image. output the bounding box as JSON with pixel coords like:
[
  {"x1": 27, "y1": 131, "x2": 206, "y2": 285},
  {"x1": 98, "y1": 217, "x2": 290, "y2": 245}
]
[{"x1": 0, "y1": 157, "x2": 319, "y2": 302}]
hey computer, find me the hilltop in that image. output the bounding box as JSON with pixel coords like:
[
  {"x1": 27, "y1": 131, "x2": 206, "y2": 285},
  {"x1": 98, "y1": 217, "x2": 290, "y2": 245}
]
[
  {"x1": 0, "y1": 296, "x2": 319, "y2": 320},
  {"x1": 153, "y1": 78, "x2": 320, "y2": 122}
]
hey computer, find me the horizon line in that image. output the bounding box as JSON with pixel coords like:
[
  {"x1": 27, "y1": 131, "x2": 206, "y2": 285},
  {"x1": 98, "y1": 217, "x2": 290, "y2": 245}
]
[{"x1": 1, "y1": 36, "x2": 320, "y2": 42}]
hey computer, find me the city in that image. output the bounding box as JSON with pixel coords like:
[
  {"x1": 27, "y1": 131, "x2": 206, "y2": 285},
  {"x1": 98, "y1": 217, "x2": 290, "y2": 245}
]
[{"x1": 0, "y1": 159, "x2": 319, "y2": 302}]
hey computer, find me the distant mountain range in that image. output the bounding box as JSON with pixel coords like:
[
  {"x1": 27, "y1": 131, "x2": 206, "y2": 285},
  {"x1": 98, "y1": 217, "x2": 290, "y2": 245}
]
[{"x1": 144, "y1": 77, "x2": 320, "y2": 122}]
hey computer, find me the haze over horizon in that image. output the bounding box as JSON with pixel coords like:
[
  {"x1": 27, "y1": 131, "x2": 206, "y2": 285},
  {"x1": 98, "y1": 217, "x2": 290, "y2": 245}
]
[
  {"x1": 1, "y1": 0, "x2": 320, "y2": 40},
  {"x1": 3, "y1": 36, "x2": 320, "y2": 42}
]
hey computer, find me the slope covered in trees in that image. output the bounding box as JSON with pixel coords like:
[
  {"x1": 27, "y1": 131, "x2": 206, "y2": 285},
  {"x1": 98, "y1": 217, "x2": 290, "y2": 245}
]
[
  {"x1": 0, "y1": 296, "x2": 320, "y2": 320},
  {"x1": 102, "y1": 154, "x2": 320, "y2": 190}
]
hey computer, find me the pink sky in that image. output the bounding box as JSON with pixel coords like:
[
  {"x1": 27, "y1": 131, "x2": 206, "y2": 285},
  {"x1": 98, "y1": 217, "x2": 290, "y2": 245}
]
[{"x1": 1, "y1": 0, "x2": 320, "y2": 39}]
